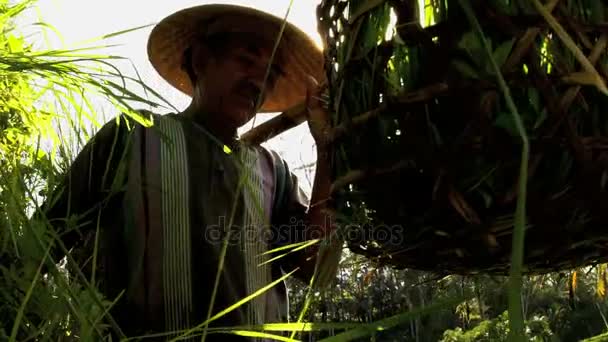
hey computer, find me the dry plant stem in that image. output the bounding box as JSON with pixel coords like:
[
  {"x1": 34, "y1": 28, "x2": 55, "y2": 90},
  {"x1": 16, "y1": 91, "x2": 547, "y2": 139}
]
[
  {"x1": 329, "y1": 82, "x2": 449, "y2": 142},
  {"x1": 458, "y1": 0, "x2": 530, "y2": 340},
  {"x1": 503, "y1": 0, "x2": 560, "y2": 72},
  {"x1": 503, "y1": 9, "x2": 607, "y2": 203},
  {"x1": 531, "y1": 0, "x2": 608, "y2": 95},
  {"x1": 503, "y1": 31, "x2": 605, "y2": 202},
  {"x1": 501, "y1": 34, "x2": 608, "y2": 203},
  {"x1": 568, "y1": 22, "x2": 593, "y2": 51},
  {"x1": 330, "y1": 160, "x2": 413, "y2": 195},
  {"x1": 558, "y1": 34, "x2": 608, "y2": 114}
]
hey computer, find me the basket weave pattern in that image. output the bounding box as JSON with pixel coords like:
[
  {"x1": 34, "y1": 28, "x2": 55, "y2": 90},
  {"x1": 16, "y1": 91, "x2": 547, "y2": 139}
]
[{"x1": 317, "y1": 0, "x2": 608, "y2": 274}]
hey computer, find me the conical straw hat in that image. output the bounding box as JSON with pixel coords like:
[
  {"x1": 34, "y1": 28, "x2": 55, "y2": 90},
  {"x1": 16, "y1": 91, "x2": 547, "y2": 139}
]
[{"x1": 147, "y1": 4, "x2": 325, "y2": 113}]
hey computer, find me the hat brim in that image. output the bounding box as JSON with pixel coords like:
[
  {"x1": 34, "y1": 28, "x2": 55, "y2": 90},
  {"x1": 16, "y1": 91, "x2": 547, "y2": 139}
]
[{"x1": 147, "y1": 4, "x2": 325, "y2": 113}]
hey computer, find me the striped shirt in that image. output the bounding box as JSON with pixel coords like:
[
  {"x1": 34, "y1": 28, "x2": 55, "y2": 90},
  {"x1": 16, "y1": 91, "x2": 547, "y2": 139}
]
[{"x1": 44, "y1": 112, "x2": 309, "y2": 340}]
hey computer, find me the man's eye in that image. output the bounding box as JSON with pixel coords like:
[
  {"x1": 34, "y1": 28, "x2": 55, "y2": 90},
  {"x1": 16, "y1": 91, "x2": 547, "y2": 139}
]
[
  {"x1": 235, "y1": 55, "x2": 253, "y2": 66},
  {"x1": 271, "y1": 65, "x2": 285, "y2": 78}
]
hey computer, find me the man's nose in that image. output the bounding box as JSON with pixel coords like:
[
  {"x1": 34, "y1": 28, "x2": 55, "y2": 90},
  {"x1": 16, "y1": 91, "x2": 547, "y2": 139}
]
[
  {"x1": 247, "y1": 59, "x2": 273, "y2": 86},
  {"x1": 244, "y1": 45, "x2": 275, "y2": 69}
]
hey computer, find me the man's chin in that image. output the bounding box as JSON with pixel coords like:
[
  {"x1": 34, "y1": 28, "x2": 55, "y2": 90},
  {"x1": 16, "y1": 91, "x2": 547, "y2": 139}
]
[{"x1": 225, "y1": 109, "x2": 256, "y2": 128}]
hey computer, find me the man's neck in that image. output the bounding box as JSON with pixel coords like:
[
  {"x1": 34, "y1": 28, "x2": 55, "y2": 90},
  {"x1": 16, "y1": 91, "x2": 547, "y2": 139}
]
[{"x1": 181, "y1": 105, "x2": 239, "y2": 147}]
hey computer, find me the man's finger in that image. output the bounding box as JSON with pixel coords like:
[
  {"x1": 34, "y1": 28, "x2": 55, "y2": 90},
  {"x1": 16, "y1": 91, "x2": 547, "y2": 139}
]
[
  {"x1": 305, "y1": 75, "x2": 321, "y2": 115},
  {"x1": 305, "y1": 75, "x2": 319, "y2": 93}
]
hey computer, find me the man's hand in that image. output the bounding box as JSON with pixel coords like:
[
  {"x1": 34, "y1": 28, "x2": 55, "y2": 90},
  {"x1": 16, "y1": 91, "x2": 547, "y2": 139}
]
[
  {"x1": 302, "y1": 75, "x2": 342, "y2": 289},
  {"x1": 305, "y1": 75, "x2": 331, "y2": 150}
]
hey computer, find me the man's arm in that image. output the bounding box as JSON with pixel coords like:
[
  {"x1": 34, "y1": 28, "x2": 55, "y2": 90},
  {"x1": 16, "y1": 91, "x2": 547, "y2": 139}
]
[
  {"x1": 300, "y1": 146, "x2": 337, "y2": 281},
  {"x1": 275, "y1": 76, "x2": 340, "y2": 286}
]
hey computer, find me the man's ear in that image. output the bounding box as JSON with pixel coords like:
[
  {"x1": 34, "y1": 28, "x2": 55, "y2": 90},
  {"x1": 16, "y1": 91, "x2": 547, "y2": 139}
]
[
  {"x1": 188, "y1": 43, "x2": 213, "y2": 78},
  {"x1": 181, "y1": 46, "x2": 196, "y2": 85}
]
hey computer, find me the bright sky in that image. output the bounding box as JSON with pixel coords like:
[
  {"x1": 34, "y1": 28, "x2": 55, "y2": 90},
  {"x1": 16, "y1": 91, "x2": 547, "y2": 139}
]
[{"x1": 23, "y1": 0, "x2": 321, "y2": 193}]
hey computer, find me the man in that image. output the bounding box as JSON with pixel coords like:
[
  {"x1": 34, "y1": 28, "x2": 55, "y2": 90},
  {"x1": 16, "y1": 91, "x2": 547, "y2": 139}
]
[{"x1": 42, "y1": 4, "x2": 337, "y2": 340}]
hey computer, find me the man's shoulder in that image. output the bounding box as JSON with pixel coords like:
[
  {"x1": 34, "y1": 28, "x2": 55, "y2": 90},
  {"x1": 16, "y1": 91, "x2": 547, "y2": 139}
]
[
  {"x1": 255, "y1": 146, "x2": 295, "y2": 180},
  {"x1": 96, "y1": 109, "x2": 157, "y2": 134},
  {"x1": 98, "y1": 110, "x2": 183, "y2": 139},
  {"x1": 255, "y1": 145, "x2": 285, "y2": 165}
]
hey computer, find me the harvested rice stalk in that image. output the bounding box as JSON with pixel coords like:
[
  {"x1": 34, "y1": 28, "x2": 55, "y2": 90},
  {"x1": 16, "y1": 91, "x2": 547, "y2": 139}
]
[{"x1": 314, "y1": 0, "x2": 608, "y2": 275}]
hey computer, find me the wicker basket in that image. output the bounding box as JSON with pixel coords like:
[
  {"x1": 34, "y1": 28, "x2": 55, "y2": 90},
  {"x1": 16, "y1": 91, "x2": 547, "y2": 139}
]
[{"x1": 312, "y1": 0, "x2": 608, "y2": 274}]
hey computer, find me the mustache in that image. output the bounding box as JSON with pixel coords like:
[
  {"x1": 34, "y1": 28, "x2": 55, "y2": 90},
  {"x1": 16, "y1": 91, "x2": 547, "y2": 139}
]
[{"x1": 233, "y1": 80, "x2": 264, "y2": 104}]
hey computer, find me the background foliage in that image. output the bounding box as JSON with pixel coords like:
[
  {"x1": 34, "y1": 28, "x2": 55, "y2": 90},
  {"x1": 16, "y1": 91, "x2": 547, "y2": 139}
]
[{"x1": 287, "y1": 252, "x2": 608, "y2": 341}]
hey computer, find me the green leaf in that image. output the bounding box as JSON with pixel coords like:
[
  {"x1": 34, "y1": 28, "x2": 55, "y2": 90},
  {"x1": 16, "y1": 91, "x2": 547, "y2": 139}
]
[
  {"x1": 71, "y1": 23, "x2": 156, "y2": 48},
  {"x1": 492, "y1": 38, "x2": 515, "y2": 70},
  {"x1": 478, "y1": 189, "x2": 493, "y2": 208},
  {"x1": 452, "y1": 60, "x2": 480, "y2": 79},
  {"x1": 589, "y1": 0, "x2": 605, "y2": 24},
  {"x1": 174, "y1": 269, "x2": 298, "y2": 341},
  {"x1": 7, "y1": 34, "x2": 23, "y2": 53},
  {"x1": 528, "y1": 87, "x2": 541, "y2": 112},
  {"x1": 533, "y1": 108, "x2": 547, "y2": 130},
  {"x1": 210, "y1": 330, "x2": 298, "y2": 342},
  {"x1": 517, "y1": 0, "x2": 536, "y2": 14},
  {"x1": 494, "y1": 111, "x2": 518, "y2": 138},
  {"x1": 348, "y1": 0, "x2": 386, "y2": 25},
  {"x1": 458, "y1": 31, "x2": 485, "y2": 63},
  {"x1": 582, "y1": 331, "x2": 608, "y2": 342},
  {"x1": 489, "y1": 0, "x2": 517, "y2": 15}
]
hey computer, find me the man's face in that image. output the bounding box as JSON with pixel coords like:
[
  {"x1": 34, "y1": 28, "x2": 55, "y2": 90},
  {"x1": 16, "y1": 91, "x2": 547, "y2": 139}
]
[{"x1": 191, "y1": 35, "x2": 283, "y2": 128}]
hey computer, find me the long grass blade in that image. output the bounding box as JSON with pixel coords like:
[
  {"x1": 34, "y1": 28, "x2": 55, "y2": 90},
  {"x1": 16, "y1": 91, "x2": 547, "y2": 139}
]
[
  {"x1": 531, "y1": 0, "x2": 608, "y2": 95},
  {"x1": 8, "y1": 245, "x2": 50, "y2": 342},
  {"x1": 174, "y1": 269, "x2": 299, "y2": 342},
  {"x1": 318, "y1": 296, "x2": 466, "y2": 342}
]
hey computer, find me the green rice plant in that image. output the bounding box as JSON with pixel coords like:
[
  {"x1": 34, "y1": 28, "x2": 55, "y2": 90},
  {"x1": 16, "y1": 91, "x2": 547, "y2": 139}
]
[{"x1": 0, "y1": 0, "x2": 172, "y2": 339}]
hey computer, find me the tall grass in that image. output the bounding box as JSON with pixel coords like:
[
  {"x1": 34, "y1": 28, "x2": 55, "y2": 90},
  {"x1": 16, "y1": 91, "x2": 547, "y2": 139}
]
[{"x1": 0, "y1": 0, "x2": 171, "y2": 339}]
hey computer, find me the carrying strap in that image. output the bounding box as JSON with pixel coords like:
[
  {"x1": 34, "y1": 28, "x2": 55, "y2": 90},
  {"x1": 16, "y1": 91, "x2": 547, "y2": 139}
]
[
  {"x1": 273, "y1": 157, "x2": 289, "y2": 218},
  {"x1": 259, "y1": 148, "x2": 291, "y2": 226}
]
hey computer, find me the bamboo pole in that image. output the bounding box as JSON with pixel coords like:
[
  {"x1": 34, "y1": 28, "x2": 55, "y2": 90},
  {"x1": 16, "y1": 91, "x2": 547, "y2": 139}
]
[
  {"x1": 241, "y1": 82, "x2": 449, "y2": 145},
  {"x1": 240, "y1": 102, "x2": 307, "y2": 145}
]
